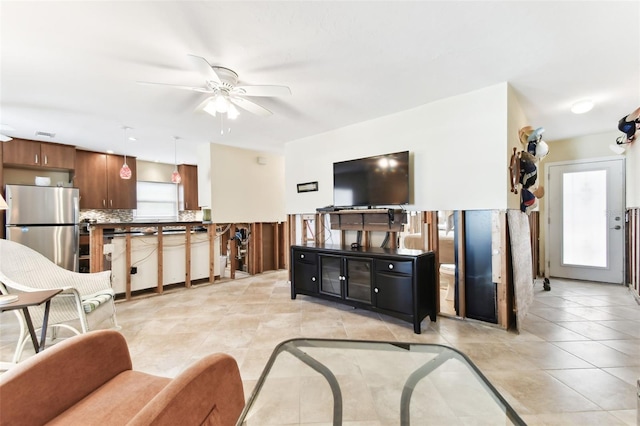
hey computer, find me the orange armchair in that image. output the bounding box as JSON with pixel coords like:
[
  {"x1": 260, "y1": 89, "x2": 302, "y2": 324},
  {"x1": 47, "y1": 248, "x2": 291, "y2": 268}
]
[{"x1": 0, "y1": 330, "x2": 245, "y2": 425}]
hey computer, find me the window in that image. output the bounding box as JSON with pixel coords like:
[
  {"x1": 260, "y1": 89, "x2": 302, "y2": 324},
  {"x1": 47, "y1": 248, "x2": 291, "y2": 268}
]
[{"x1": 135, "y1": 181, "x2": 178, "y2": 220}]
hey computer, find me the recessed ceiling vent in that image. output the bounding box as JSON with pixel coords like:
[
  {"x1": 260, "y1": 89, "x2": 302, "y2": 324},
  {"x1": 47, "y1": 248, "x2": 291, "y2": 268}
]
[{"x1": 35, "y1": 131, "x2": 56, "y2": 138}]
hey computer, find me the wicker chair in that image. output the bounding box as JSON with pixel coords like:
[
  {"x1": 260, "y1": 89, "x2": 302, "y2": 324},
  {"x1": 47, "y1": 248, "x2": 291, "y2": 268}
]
[{"x1": 0, "y1": 239, "x2": 119, "y2": 364}]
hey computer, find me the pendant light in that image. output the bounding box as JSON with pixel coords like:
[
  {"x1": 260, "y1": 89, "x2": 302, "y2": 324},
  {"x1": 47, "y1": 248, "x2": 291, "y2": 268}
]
[
  {"x1": 171, "y1": 136, "x2": 182, "y2": 184},
  {"x1": 119, "y1": 126, "x2": 132, "y2": 179}
]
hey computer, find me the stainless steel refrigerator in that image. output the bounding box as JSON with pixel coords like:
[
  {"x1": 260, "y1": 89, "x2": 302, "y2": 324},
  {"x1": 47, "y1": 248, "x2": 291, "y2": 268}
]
[{"x1": 5, "y1": 184, "x2": 80, "y2": 271}]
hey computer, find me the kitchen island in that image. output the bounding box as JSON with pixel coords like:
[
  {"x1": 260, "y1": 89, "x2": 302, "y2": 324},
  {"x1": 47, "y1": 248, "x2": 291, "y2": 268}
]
[{"x1": 88, "y1": 222, "x2": 221, "y2": 300}]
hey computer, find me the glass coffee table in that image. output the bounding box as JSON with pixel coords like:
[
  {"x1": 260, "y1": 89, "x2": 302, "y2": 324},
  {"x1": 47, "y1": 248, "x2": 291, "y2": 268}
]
[{"x1": 237, "y1": 338, "x2": 525, "y2": 425}]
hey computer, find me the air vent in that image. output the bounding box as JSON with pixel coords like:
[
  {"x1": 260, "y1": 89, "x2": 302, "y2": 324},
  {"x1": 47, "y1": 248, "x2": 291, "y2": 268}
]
[{"x1": 35, "y1": 131, "x2": 56, "y2": 138}]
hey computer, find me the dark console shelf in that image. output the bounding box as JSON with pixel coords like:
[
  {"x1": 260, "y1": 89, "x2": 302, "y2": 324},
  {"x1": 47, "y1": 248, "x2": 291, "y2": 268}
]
[{"x1": 290, "y1": 244, "x2": 437, "y2": 333}]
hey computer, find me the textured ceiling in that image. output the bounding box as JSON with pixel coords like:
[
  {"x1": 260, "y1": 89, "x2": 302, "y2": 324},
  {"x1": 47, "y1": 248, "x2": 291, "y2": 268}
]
[{"x1": 1, "y1": 1, "x2": 638, "y2": 165}]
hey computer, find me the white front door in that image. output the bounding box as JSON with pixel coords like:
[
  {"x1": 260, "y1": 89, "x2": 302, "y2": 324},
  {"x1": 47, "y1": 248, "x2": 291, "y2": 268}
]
[{"x1": 546, "y1": 158, "x2": 625, "y2": 283}]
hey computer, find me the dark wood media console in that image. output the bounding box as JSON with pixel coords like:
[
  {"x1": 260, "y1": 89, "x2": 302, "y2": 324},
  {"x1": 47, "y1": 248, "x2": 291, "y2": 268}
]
[{"x1": 290, "y1": 244, "x2": 437, "y2": 333}]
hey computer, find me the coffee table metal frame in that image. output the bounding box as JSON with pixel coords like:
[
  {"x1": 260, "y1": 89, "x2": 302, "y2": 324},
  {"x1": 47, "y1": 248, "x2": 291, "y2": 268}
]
[{"x1": 237, "y1": 338, "x2": 526, "y2": 426}]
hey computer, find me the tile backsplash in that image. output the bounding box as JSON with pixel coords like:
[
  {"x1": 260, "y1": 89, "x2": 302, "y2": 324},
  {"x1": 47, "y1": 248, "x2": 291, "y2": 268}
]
[{"x1": 79, "y1": 210, "x2": 201, "y2": 223}]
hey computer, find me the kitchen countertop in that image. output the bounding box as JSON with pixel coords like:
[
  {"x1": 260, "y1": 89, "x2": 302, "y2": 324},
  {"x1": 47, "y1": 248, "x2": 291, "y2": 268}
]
[{"x1": 88, "y1": 221, "x2": 210, "y2": 227}]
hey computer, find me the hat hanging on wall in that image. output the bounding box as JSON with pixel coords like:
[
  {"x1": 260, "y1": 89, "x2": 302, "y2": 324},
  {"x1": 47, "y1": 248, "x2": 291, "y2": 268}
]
[
  {"x1": 519, "y1": 153, "x2": 538, "y2": 189},
  {"x1": 518, "y1": 126, "x2": 534, "y2": 146},
  {"x1": 520, "y1": 188, "x2": 537, "y2": 214},
  {"x1": 618, "y1": 115, "x2": 638, "y2": 142}
]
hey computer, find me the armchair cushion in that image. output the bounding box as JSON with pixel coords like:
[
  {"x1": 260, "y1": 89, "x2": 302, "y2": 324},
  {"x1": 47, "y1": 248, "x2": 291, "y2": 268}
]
[{"x1": 0, "y1": 330, "x2": 245, "y2": 426}]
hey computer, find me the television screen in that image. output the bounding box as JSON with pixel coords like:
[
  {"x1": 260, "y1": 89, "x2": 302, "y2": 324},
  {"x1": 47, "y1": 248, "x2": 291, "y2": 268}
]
[{"x1": 333, "y1": 151, "x2": 410, "y2": 208}]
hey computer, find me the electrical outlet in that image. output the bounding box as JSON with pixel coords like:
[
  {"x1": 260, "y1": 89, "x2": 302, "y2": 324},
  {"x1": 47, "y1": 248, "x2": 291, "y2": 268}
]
[{"x1": 130, "y1": 267, "x2": 137, "y2": 275}]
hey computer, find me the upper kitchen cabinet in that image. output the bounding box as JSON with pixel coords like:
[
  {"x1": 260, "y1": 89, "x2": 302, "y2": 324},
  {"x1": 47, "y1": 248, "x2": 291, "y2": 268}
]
[
  {"x1": 75, "y1": 150, "x2": 137, "y2": 209},
  {"x1": 3, "y1": 139, "x2": 75, "y2": 170},
  {"x1": 178, "y1": 164, "x2": 199, "y2": 211}
]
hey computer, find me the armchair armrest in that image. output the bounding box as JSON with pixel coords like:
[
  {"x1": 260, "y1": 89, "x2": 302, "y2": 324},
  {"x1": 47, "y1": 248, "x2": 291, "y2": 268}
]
[
  {"x1": 0, "y1": 330, "x2": 132, "y2": 425},
  {"x1": 128, "y1": 353, "x2": 245, "y2": 426}
]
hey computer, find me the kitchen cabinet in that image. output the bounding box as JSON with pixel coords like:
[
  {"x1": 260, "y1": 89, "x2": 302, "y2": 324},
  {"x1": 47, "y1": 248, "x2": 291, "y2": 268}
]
[
  {"x1": 2, "y1": 139, "x2": 75, "y2": 170},
  {"x1": 74, "y1": 150, "x2": 137, "y2": 209},
  {"x1": 178, "y1": 164, "x2": 198, "y2": 210},
  {"x1": 291, "y1": 244, "x2": 436, "y2": 333}
]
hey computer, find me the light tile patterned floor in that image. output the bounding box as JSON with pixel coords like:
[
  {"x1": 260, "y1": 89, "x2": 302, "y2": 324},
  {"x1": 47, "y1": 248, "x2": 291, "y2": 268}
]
[{"x1": 1, "y1": 271, "x2": 638, "y2": 425}]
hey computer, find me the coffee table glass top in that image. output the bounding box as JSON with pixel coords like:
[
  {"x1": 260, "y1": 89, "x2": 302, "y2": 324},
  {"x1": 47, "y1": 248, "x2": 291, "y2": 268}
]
[{"x1": 237, "y1": 338, "x2": 524, "y2": 426}]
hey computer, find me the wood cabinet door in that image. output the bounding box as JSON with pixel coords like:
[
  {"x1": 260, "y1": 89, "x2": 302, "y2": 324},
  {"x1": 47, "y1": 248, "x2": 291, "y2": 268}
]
[
  {"x1": 178, "y1": 164, "x2": 198, "y2": 210},
  {"x1": 2, "y1": 139, "x2": 41, "y2": 166},
  {"x1": 41, "y1": 143, "x2": 76, "y2": 169},
  {"x1": 75, "y1": 150, "x2": 108, "y2": 209},
  {"x1": 106, "y1": 155, "x2": 137, "y2": 209}
]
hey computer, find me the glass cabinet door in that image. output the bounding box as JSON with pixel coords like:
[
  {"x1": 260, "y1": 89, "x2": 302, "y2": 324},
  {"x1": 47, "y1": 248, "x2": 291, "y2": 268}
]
[
  {"x1": 345, "y1": 258, "x2": 371, "y2": 303},
  {"x1": 320, "y1": 255, "x2": 342, "y2": 297}
]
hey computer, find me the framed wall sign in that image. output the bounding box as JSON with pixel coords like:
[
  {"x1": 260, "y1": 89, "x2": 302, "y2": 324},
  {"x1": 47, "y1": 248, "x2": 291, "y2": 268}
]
[{"x1": 297, "y1": 181, "x2": 318, "y2": 193}]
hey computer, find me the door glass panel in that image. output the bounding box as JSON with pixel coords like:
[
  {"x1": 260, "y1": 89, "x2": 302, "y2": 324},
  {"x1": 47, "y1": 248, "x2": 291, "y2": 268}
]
[
  {"x1": 320, "y1": 256, "x2": 342, "y2": 296},
  {"x1": 346, "y1": 259, "x2": 371, "y2": 303},
  {"x1": 562, "y1": 170, "x2": 607, "y2": 267}
]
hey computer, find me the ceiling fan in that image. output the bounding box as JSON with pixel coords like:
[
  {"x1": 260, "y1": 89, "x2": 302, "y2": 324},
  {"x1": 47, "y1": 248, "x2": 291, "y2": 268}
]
[
  {"x1": 138, "y1": 54, "x2": 291, "y2": 118},
  {"x1": 0, "y1": 124, "x2": 14, "y2": 142}
]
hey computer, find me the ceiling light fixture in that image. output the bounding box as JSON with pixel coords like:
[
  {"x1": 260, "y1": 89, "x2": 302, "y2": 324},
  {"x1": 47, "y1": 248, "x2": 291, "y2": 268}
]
[
  {"x1": 571, "y1": 99, "x2": 594, "y2": 114},
  {"x1": 201, "y1": 92, "x2": 239, "y2": 135},
  {"x1": 119, "y1": 126, "x2": 132, "y2": 180},
  {"x1": 171, "y1": 136, "x2": 182, "y2": 184}
]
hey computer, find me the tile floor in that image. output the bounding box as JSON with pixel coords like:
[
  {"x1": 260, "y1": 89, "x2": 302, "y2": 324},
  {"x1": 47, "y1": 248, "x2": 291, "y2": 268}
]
[{"x1": 1, "y1": 270, "x2": 638, "y2": 425}]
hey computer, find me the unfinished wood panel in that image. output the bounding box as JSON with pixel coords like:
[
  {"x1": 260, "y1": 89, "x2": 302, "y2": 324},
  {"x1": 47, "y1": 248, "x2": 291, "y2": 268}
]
[
  {"x1": 125, "y1": 232, "x2": 132, "y2": 300},
  {"x1": 493, "y1": 211, "x2": 509, "y2": 329},
  {"x1": 528, "y1": 211, "x2": 540, "y2": 277},
  {"x1": 423, "y1": 211, "x2": 439, "y2": 314},
  {"x1": 90, "y1": 227, "x2": 104, "y2": 273},
  {"x1": 185, "y1": 224, "x2": 192, "y2": 288},
  {"x1": 156, "y1": 226, "x2": 163, "y2": 294},
  {"x1": 252, "y1": 223, "x2": 263, "y2": 274},
  {"x1": 262, "y1": 223, "x2": 275, "y2": 271},
  {"x1": 315, "y1": 213, "x2": 325, "y2": 245},
  {"x1": 288, "y1": 214, "x2": 297, "y2": 247},
  {"x1": 229, "y1": 225, "x2": 236, "y2": 280},
  {"x1": 629, "y1": 208, "x2": 639, "y2": 298},
  {"x1": 209, "y1": 224, "x2": 216, "y2": 281}
]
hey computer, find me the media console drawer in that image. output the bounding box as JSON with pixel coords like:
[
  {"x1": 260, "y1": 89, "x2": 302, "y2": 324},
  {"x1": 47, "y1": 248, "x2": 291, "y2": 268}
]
[{"x1": 290, "y1": 244, "x2": 436, "y2": 334}]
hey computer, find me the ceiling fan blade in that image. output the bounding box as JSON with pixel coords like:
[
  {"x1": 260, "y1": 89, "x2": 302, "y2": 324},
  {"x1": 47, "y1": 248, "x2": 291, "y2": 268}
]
[
  {"x1": 234, "y1": 85, "x2": 291, "y2": 97},
  {"x1": 187, "y1": 54, "x2": 222, "y2": 85},
  {"x1": 229, "y1": 97, "x2": 272, "y2": 116},
  {"x1": 137, "y1": 81, "x2": 212, "y2": 93}
]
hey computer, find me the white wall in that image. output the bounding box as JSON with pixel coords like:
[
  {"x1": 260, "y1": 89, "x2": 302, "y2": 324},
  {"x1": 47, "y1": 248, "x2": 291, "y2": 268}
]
[
  {"x1": 198, "y1": 143, "x2": 286, "y2": 223},
  {"x1": 285, "y1": 83, "x2": 511, "y2": 214},
  {"x1": 506, "y1": 85, "x2": 530, "y2": 210},
  {"x1": 137, "y1": 160, "x2": 175, "y2": 183}
]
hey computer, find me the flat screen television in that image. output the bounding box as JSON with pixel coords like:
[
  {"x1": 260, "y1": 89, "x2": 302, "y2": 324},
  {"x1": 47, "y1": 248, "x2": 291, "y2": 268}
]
[{"x1": 333, "y1": 151, "x2": 410, "y2": 208}]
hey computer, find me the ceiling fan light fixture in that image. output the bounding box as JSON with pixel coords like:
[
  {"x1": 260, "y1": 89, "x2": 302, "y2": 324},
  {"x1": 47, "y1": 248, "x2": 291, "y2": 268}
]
[
  {"x1": 215, "y1": 95, "x2": 229, "y2": 113},
  {"x1": 228, "y1": 103, "x2": 239, "y2": 120},
  {"x1": 571, "y1": 99, "x2": 594, "y2": 114},
  {"x1": 202, "y1": 100, "x2": 217, "y2": 117}
]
